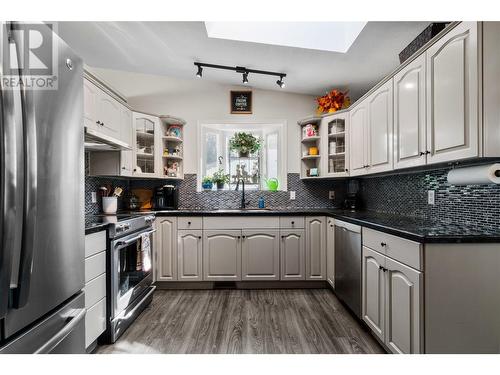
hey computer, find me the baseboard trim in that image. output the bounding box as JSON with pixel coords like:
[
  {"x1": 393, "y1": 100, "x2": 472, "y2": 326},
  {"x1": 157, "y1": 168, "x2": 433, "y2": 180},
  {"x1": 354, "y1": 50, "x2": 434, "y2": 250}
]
[{"x1": 154, "y1": 280, "x2": 329, "y2": 290}]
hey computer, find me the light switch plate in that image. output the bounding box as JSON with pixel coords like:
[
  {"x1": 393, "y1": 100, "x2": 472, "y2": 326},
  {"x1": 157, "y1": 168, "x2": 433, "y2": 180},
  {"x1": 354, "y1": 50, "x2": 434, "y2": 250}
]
[
  {"x1": 427, "y1": 190, "x2": 435, "y2": 205},
  {"x1": 329, "y1": 191, "x2": 335, "y2": 200},
  {"x1": 91, "y1": 191, "x2": 97, "y2": 203},
  {"x1": 290, "y1": 191, "x2": 296, "y2": 200}
]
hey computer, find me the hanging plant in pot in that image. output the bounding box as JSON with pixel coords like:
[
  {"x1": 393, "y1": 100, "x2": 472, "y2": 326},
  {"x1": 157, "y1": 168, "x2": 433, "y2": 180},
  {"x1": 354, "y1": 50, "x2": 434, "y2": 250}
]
[
  {"x1": 212, "y1": 169, "x2": 230, "y2": 190},
  {"x1": 229, "y1": 132, "x2": 262, "y2": 158}
]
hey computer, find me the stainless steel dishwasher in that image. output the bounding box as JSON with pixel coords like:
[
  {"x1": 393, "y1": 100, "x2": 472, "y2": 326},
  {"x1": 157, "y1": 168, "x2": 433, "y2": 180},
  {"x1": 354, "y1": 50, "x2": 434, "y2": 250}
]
[{"x1": 334, "y1": 219, "x2": 362, "y2": 318}]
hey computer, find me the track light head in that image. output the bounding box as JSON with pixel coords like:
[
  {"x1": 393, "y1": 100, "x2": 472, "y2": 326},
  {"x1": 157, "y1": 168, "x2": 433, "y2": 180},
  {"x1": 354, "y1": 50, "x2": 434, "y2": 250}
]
[
  {"x1": 196, "y1": 65, "x2": 203, "y2": 78},
  {"x1": 242, "y1": 72, "x2": 249, "y2": 84},
  {"x1": 276, "y1": 76, "x2": 285, "y2": 88}
]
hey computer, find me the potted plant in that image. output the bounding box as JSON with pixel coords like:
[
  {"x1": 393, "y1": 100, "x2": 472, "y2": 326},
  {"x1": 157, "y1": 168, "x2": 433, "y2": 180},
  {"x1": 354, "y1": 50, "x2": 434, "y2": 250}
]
[
  {"x1": 212, "y1": 169, "x2": 230, "y2": 190},
  {"x1": 201, "y1": 176, "x2": 213, "y2": 191},
  {"x1": 229, "y1": 132, "x2": 262, "y2": 157}
]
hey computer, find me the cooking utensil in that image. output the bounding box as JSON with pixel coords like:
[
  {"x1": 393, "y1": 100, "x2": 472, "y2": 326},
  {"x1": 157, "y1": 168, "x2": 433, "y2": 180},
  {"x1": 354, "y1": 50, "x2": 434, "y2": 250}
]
[{"x1": 113, "y1": 187, "x2": 123, "y2": 197}]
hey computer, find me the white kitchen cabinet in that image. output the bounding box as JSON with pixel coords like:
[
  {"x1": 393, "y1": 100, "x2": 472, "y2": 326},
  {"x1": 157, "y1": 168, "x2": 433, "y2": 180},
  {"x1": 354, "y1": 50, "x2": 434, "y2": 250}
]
[
  {"x1": 385, "y1": 256, "x2": 422, "y2": 354},
  {"x1": 120, "y1": 106, "x2": 134, "y2": 176},
  {"x1": 203, "y1": 230, "x2": 242, "y2": 281},
  {"x1": 326, "y1": 217, "x2": 335, "y2": 288},
  {"x1": 241, "y1": 230, "x2": 280, "y2": 280},
  {"x1": 362, "y1": 246, "x2": 386, "y2": 342},
  {"x1": 280, "y1": 229, "x2": 305, "y2": 280},
  {"x1": 177, "y1": 230, "x2": 203, "y2": 281},
  {"x1": 349, "y1": 104, "x2": 368, "y2": 176},
  {"x1": 367, "y1": 80, "x2": 393, "y2": 174},
  {"x1": 305, "y1": 216, "x2": 326, "y2": 280},
  {"x1": 393, "y1": 54, "x2": 427, "y2": 170},
  {"x1": 156, "y1": 217, "x2": 177, "y2": 281},
  {"x1": 425, "y1": 22, "x2": 479, "y2": 164},
  {"x1": 83, "y1": 79, "x2": 99, "y2": 132},
  {"x1": 97, "y1": 90, "x2": 122, "y2": 141},
  {"x1": 133, "y1": 112, "x2": 161, "y2": 177}
]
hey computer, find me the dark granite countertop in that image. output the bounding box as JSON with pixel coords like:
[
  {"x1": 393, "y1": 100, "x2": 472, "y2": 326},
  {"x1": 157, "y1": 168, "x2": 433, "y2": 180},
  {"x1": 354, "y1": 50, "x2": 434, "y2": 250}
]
[{"x1": 86, "y1": 208, "x2": 500, "y2": 243}]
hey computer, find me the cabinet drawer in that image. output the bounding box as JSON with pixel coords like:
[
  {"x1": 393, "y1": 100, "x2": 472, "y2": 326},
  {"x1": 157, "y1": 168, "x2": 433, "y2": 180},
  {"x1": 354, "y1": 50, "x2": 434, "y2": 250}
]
[
  {"x1": 85, "y1": 231, "x2": 107, "y2": 258},
  {"x1": 85, "y1": 297, "x2": 106, "y2": 348},
  {"x1": 84, "y1": 273, "x2": 106, "y2": 309},
  {"x1": 85, "y1": 251, "x2": 106, "y2": 283},
  {"x1": 203, "y1": 216, "x2": 279, "y2": 230},
  {"x1": 178, "y1": 217, "x2": 202, "y2": 230},
  {"x1": 279, "y1": 216, "x2": 305, "y2": 229},
  {"x1": 362, "y1": 228, "x2": 422, "y2": 270}
]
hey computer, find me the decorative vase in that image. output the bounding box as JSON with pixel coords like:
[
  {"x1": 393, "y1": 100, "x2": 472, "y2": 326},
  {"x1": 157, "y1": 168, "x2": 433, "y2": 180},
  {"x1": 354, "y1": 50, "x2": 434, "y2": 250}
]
[
  {"x1": 216, "y1": 182, "x2": 225, "y2": 190},
  {"x1": 202, "y1": 182, "x2": 213, "y2": 191},
  {"x1": 239, "y1": 151, "x2": 249, "y2": 158}
]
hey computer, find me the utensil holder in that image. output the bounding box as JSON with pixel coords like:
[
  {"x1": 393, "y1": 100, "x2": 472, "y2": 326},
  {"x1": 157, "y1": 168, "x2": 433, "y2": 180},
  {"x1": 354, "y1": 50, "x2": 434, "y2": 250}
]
[{"x1": 102, "y1": 196, "x2": 118, "y2": 214}]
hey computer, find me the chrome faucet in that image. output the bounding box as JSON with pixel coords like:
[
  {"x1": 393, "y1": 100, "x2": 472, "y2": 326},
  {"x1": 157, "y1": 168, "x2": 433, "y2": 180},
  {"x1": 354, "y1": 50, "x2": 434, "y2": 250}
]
[{"x1": 235, "y1": 178, "x2": 250, "y2": 209}]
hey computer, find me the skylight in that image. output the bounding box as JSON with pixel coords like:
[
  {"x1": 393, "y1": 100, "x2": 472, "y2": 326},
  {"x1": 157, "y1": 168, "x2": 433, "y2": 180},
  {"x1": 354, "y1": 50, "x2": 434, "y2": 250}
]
[{"x1": 204, "y1": 22, "x2": 367, "y2": 53}]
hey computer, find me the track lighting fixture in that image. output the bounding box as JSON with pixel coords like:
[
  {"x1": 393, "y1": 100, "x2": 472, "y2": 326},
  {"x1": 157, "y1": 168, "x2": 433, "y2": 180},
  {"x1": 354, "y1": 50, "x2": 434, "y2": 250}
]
[
  {"x1": 194, "y1": 62, "x2": 286, "y2": 88},
  {"x1": 276, "y1": 75, "x2": 285, "y2": 89}
]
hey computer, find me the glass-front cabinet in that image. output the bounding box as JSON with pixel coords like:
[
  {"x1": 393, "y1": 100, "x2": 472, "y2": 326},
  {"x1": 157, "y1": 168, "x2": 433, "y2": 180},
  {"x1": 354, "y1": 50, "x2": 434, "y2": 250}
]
[
  {"x1": 321, "y1": 112, "x2": 350, "y2": 178},
  {"x1": 133, "y1": 112, "x2": 160, "y2": 177}
]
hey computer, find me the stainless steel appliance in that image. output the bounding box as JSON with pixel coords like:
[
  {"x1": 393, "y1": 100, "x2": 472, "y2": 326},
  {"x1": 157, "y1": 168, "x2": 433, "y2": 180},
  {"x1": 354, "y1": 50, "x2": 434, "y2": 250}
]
[
  {"x1": 334, "y1": 220, "x2": 362, "y2": 318},
  {"x1": 105, "y1": 214, "x2": 156, "y2": 343},
  {"x1": 153, "y1": 185, "x2": 178, "y2": 210},
  {"x1": 0, "y1": 22, "x2": 85, "y2": 353}
]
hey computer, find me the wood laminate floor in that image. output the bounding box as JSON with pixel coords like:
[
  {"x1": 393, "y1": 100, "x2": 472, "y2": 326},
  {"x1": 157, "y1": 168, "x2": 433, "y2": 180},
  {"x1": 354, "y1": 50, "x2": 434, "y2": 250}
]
[{"x1": 97, "y1": 289, "x2": 384, "y2": 354}]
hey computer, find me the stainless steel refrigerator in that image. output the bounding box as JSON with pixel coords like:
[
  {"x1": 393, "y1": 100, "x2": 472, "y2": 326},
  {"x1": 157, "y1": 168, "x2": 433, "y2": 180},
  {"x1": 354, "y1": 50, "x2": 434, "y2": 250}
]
[{"x1": 0, "y1": 22, "x2": 85, "y2": 353}]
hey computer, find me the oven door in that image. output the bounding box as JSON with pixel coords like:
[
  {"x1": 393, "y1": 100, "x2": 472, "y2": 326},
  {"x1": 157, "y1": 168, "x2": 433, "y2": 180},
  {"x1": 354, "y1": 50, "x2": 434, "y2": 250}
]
[{"x1": 110, "y1": 228, "x2": 155, "y2": 319}]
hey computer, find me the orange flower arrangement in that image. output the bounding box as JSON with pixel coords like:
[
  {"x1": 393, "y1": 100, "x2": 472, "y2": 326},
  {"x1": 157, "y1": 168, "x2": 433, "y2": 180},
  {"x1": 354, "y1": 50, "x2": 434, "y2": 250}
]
[{"x1": 316, "y1": 89, "x2": 351, "y2": 114}]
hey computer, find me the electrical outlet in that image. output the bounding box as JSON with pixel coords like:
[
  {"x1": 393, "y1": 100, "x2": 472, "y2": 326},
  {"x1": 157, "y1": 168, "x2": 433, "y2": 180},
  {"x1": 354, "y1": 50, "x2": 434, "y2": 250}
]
[
  {"x1": 91, "y1": 191, "x2": 97, "y2": 203},
  {"x1": 290, "y1": 191, "x2": 296, "y2": 200},
  {"x1": 427, "y1": 190, "x2": 435, "y2": 205},
  {"x1": 329, "y1": 190, "x2": 335, "y2": 200}
]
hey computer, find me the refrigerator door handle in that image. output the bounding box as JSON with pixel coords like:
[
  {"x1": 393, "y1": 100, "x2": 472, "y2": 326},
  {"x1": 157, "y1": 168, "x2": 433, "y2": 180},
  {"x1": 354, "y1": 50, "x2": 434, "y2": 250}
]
[
  {"x1": 0, "y1": 22, "x2": 25, "y2": 318},
  {"x1": 34, "y1": 308, "x2": 86, "y2": 354},
  {"x1": 11, "y1": 25, "x2": 38, "y2": 308}
]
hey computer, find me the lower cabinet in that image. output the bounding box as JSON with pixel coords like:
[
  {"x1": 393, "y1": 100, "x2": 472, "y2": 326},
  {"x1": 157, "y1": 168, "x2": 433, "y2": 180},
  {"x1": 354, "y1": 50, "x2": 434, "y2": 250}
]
[
  {"x1": 241, "y1": 230, "x2": 280, "y2": 280},
  {"x1": 305, "y1": 216, "x2": 326, "y2": 280},
  {"x1": 326, "y1": 217, "x2": 335, "y2": 288},
  {"x1": 203, "y1": 230, "x2": 242, "y2": 281},
  {"x1": 280, "y1": 230, "x2": 306, "y2": 280},
  {"x1": 177, "y1": 230, "x2": 203, "y2": 281},
  {"x1": 156, "y1": 217, "x2": 177, "y2": 281},
  {"x1": 362, "y1": 245, "x2": 423, "y2": 354}
]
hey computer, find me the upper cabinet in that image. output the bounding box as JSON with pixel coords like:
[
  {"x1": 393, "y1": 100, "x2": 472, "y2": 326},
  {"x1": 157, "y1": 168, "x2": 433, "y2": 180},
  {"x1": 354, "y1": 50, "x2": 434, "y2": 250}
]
[
  {"x1": 133, "y1": 112, "x2": 161, "y2": 177},
  {"x1": 321, "y1": 113, "x2": 350, "y2": 177},
  {"x1": 349, "y1": 104, "x2": 368, "y2": 176},
  {"x1": 425, "y1": 22, "x2": 479, "y2": 164},
  {"x1": 393, "y1": 54, "x2": 427, "y2": 170},
  {"x1": 367, "y1": 80, "x2": 394, "y2": 174}
]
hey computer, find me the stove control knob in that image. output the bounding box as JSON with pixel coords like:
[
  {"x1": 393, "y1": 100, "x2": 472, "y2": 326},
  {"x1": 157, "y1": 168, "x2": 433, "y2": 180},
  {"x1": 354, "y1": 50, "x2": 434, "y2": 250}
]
[
  {"x1": 124, "y1": 223, "x2": 131, "y2": 230},
  {"x1": 116, "y1": 225, "x2": 124, "y2": 233}
]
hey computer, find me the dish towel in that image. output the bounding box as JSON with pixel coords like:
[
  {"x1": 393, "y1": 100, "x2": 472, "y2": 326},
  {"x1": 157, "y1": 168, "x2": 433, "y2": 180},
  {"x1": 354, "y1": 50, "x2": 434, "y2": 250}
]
[{"x1": 141, "y1": 232, "x2": 152, "y2": 272}]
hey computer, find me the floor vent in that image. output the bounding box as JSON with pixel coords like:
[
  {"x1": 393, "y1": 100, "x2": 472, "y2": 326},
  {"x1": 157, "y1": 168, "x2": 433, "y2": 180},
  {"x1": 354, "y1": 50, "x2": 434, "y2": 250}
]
[{"x1": 213, "y1": 281, "x2": 237, "y2": 289}]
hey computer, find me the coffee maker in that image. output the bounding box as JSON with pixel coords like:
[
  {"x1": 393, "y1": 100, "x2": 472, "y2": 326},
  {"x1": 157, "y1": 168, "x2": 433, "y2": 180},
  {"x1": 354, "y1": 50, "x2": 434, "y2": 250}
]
[
  {"x1": 154, "y1": 185, "x2": 178, "y2": 210},
  {"x1": 343, "y1": 180, "x2": 361, "y2": 211}
]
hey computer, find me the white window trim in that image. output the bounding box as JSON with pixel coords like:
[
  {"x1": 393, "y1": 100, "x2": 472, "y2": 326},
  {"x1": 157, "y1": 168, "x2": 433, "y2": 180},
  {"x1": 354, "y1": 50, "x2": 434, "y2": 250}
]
[{"x1": 197, "y1": 119, "x2": 288, "y2": 192}]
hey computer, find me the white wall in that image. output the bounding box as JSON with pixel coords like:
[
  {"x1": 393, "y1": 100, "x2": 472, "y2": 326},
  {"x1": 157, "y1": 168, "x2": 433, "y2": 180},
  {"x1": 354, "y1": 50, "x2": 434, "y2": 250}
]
[{"x1": 89, "y1": 68, "x2": 316, "y2": 173}]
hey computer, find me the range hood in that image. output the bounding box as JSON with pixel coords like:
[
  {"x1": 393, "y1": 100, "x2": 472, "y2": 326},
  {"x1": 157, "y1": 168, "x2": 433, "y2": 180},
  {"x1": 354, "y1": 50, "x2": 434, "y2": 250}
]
[{"x1": 84, "y1": 127, "x2": 132, "y2": 151}]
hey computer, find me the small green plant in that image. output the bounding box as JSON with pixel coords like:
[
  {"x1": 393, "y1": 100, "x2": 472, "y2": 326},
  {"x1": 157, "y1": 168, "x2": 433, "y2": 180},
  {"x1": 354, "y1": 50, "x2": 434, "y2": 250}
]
[
  {"x1": 229, "y1": 132, "x2": 262, "y2": 156},
  {"x1": 212, "y1": 169, "x2": 230, "y2": 185},
  {"x1": 202, "y1": 176, "x2": 212, "y2": 184}
]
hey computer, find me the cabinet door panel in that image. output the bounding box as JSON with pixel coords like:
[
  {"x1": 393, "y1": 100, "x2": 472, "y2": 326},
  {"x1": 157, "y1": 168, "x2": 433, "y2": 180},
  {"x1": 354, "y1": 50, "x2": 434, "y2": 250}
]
[
  {"x1": 362, "y1": 247, "x2": 386, "y2": 342},
  {"x1": 280, "y1": 230, "x2": 305, "y2": 280},
  {"x1": 426, "y1": 22, "x2": 478, "y2": 164},
  {"x1": 368, "y1": 81, "x2": 393, "y2": 173},
  {"x1": 326, "y1": 218, "x2": 335, "y2": 288},
  {"x1": 394, "y1": 54, "x2": 426, "y2": 169},
  {"x1": 349, "y1": 105, "x2": 367, "y2": 176},
  {"x1": 83, "y1": 79, "x2": 98, "y2": 131},
  {"x1": 305, "y1": 216, "x2": 326, "y2": 280},
  {"x1": 178, "y1": 230, "x2": 202, "y2": 281},
  {"x1": 385, "y1": 257, "x2": 422, "y2": 354},
  {"x1": 242, "y1": 230, "x2": 279, "y2": 280},
  {"x1": 156, "y1": 217, "x2": 177, "y2": 281},
  {"x1": 203, "y1": 230, "x2": 241, "y2": 281},
  {"x1": 97, "y1": 92, "x2": 122, "y2": 140}
]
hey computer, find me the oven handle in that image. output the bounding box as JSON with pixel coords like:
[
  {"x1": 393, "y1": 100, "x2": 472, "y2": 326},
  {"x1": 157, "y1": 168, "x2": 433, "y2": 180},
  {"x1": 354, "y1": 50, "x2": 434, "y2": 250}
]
[{"x1": 115, "y1": 229, "x2": 157, "y2": 248}]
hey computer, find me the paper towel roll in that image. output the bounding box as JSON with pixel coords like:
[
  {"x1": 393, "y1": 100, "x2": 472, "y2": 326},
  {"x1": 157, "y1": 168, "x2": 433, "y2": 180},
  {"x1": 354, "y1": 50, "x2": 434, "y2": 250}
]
[{"x1": 447, "y1": 163, "x2": 500, "y2": 185}]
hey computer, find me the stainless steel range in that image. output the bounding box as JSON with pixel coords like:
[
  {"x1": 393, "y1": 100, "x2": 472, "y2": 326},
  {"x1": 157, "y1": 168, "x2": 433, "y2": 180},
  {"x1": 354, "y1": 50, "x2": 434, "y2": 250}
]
[{"x1": 104, "y1": 214, "x2": 156, "y2": 343}]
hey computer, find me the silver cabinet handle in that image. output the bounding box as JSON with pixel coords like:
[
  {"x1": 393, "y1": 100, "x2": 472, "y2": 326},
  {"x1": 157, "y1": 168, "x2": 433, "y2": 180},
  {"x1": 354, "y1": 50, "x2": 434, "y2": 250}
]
[{"x1": 34, "y1": 308, "x2": 86, "y2": 354}]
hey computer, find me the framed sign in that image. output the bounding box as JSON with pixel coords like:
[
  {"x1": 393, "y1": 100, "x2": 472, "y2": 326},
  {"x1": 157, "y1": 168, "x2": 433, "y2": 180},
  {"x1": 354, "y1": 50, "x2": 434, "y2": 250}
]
[{"x1": 230, "y1": 90, "x2": 252, "y2": 114}]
